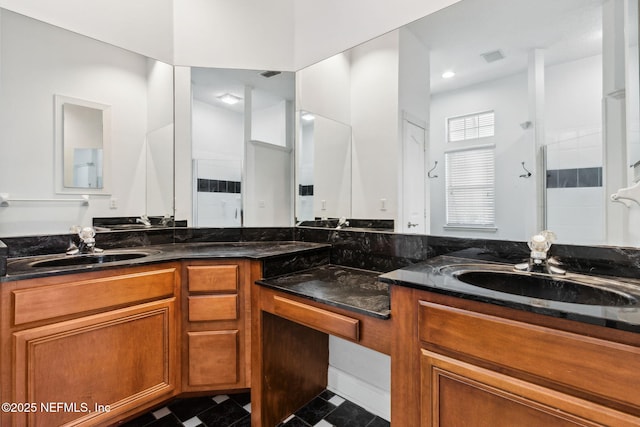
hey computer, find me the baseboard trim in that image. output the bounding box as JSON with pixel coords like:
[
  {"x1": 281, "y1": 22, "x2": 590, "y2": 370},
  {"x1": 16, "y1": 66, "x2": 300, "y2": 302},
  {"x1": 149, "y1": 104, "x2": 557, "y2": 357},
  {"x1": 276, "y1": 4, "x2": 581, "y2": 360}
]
[{"x1": 327, "y1": 365, "x2": 391, "y2": 421}]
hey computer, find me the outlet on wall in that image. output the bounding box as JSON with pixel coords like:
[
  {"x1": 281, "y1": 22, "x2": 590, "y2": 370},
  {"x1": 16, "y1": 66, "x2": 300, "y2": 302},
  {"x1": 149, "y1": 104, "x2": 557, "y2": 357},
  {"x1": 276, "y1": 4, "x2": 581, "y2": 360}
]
[
  {"x1": 380, "y1": 198, "x2": 387, "y2": 211},
  {"x1": 109, "y1": 197, "x2": 118, "y2": 209}
]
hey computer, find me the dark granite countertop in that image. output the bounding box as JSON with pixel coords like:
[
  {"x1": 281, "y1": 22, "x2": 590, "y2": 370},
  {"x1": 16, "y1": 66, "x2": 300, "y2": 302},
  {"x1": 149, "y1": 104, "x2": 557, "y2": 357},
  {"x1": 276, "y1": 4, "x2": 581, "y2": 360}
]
[
  {"x1": 256, "y1": 264, "x2": 390, "y2": 319},
  {"x1": 2, "y1": 241, "x2": 330, "y2": 282},
  {"x1": 379, "y1": 254, "x2": 640, "y2": 333}
]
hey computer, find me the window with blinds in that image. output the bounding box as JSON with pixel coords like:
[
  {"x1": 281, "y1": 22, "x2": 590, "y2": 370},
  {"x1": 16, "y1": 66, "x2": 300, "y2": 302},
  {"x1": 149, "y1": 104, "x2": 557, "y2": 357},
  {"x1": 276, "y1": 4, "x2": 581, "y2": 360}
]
[
  {"x1": 448, "y1": 111, "x2": 495, "y2": 142},
  {"x1": 445, "y1": 146, "x2": 495, "y2": 227}
]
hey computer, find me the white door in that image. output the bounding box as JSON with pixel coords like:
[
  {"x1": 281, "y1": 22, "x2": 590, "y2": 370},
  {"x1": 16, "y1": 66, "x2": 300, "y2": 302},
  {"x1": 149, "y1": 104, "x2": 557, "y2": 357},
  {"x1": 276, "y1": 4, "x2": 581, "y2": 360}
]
[{"x1": 402, "y1": 119, "x2": 428, "y2": 234}]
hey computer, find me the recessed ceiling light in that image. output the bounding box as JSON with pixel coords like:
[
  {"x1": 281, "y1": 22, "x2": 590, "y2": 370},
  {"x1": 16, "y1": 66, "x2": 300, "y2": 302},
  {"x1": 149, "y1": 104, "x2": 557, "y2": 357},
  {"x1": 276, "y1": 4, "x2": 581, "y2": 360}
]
[
  {"x1": 442, "y1": 71, "x2": 456, "y2": 79},
  {"x1": 217, "y1": 93, "x2": 242, "y2": 105},
  {"x1": 301, "y1": 112, "x2": 315, "y2": 121}
]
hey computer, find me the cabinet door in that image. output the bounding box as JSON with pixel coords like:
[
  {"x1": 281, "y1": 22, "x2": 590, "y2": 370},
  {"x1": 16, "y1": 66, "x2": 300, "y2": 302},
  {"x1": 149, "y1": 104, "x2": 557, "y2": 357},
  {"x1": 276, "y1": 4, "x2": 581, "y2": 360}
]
[
  {"x1": 12, "y1": 299, "x2": 177, "y2": 427},
  {"x1": 420, "y1": 350, "x2": 639, "y2": 427},
  {"x1": 188, "y1": 330, "x2": 239, "y2": 387}
]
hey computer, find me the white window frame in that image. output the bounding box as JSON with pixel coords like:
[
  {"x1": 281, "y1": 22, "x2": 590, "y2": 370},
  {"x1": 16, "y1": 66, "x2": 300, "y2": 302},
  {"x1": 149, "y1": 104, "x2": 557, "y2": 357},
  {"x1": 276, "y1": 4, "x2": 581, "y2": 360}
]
[
  {"x1": 447, "y1": 110, "x2": 495, "y2": 143},
  {"x1": 444, "y1": 144, "x2": 496, "y2": 230}
]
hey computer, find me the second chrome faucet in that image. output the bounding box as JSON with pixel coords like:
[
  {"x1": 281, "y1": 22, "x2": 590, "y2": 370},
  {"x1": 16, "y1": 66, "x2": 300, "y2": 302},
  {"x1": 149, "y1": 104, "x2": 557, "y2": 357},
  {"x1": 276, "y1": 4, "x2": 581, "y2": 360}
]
[{"x1": 515, "y1": 230, "x2": 566, "y2": 275}]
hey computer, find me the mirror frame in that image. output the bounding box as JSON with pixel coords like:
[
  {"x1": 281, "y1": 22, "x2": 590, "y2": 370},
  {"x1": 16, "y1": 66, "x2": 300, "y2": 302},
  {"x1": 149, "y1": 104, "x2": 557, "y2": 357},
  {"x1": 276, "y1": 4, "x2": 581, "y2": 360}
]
[{"x1": 54, "y1": 94, "x2": 111, "y2": 195}]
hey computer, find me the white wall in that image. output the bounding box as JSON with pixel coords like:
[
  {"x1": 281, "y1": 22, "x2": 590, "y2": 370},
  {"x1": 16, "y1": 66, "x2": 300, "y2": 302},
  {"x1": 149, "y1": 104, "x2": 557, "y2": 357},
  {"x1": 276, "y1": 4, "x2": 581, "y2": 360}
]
[
  {"x1": 398, "y1": 28, "x2": 430, "y2": 123},
  {"x1": 174, "y1": 66, "x2": 194, "y2": 226},
  {"x1": 244, "y1": 142, "x2": 293, "y2": 226},
  {"x1": 297, "y1": 52, "x2": 352, "y2": 123},
  {"x1": 313, "y1": 116, "x2": 352, "y2": 219},
  {"x1": 0, "y1": 10, "x2": 149, "y2": 236},
  {"x1": 430, "y1": 71, "x2": 534, "y2": 240},
  {"x1": 398, "y1": 27, "x2": 430, "y2": 233},
  {"x1": 293, "y1": 0, "x2": 462, "y2": 70},
  {"x1": 173, "y1": 0, "x2": 295, "y2": 70},
  {"x1": 192, "y1": 100, "x2": 244, "y2": 161},
  {"x1": 297, "y1": 31, "x2": 403, "y2": 222},
  {"x1": 0, "y1": 0, "x2": 173, "y2": 63},
  {"x1": 252, "y1": 101, "x2": 287, "y2": 146},
  {"x1": 146, "y1": 59, "x2": 175, "y2": 217},
  {"x1": 328, "y1": 337, "x2": 390, "y2": 421},
  {"x1": 0, "y1": 0, "x2": 463, "y2": 71},
  {"x1": 350, "y1": 31, "x2": 400, "y2": 220}
]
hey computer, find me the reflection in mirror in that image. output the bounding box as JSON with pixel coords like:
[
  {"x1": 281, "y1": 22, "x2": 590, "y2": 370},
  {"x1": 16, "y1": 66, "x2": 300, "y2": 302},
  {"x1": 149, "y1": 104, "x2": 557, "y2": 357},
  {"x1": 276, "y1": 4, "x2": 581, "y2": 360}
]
[
  {"x1": 296, "y1": 111, "x2": 352, "y2": 221},
  {"x1": 189, "y1": 67, "x2": 295, "y2": 227},
  {"x1": 296, "y1": 0, "x2": 640, "y2": 247},
  {"x1": 55, "y1": 95, "x2": 110, "y2": 192},
  {"x1": 70, "y1": 148, "x2": 103, "y2": 188},
  {"x1": 0, "y1": 9, "x2": 174, "y2": 237}
]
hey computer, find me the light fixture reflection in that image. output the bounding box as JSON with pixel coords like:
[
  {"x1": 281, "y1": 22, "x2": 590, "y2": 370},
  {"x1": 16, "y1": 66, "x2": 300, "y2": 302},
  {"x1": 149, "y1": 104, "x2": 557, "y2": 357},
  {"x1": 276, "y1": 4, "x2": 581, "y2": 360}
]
[
  {"x1": 217, "y1": 93, "x2": 242, "y2": 105},
  {"x1": 301, "y1": 112, "x2": 315, "y2": 121},
  {"x1": 442, "y1": 71, "x2": 456, "y2": 79}
]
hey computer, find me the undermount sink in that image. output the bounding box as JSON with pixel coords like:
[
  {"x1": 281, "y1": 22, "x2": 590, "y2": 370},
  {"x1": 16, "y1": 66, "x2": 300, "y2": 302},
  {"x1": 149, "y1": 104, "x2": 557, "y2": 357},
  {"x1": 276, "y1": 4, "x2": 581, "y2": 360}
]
[
  {"x1": 447, "y1": 266, "x2": 638, "y2": 307},
  {"x1": 25, "y1": 250, "x2": 159, "y2": 268}
]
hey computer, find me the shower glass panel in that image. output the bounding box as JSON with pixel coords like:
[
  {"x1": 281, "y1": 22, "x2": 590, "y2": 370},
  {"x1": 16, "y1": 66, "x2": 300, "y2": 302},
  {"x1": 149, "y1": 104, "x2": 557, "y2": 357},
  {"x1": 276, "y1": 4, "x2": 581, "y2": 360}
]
[{"x1": 544, "y1": 130, "x2": 605, "y2": 245}]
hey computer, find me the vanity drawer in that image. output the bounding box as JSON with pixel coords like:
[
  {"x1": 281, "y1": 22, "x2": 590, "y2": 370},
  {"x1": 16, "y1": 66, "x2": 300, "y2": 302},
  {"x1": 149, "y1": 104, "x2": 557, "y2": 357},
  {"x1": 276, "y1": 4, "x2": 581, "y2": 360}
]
[
  {"x1": 272, "y1": 295, "x2": 359, "y2": 341},
  {"x1": 13, "y1": 268, "x2": 177, "y2": 325},
  {"x1": 418, "y1": 300, "x2": 640, "y2": 411},
  {"x1": 187, "y1": 265, "x2": 238, "y2": 292},
  {"x1": 188, "y1": 295, "x2": 238, "y2": 321}
]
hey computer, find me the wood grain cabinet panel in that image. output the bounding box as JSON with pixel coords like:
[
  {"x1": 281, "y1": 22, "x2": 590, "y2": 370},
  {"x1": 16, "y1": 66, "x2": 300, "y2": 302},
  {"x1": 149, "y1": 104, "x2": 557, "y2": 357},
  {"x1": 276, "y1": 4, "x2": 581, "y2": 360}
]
[
  {"x1": 182, "y1": 260, "x2": 254, "y2": 393},
  {"x1": 272, "y1": 295, "x2": 360, "y2": 341},
  {"x1": 188, "y1": 330, "x2": 238, "y2": 387},
  {"x1": 421, "y1": 350, "x2": 639, "y2": 427},
  {"x1": 188, "y1": 295, "x2": 238, "y2": 321},
  {"x1": 391, "y1": 287, "x2": 640, "y2": 426},
  {"x1": 12, "y1": 268, "x2": 176, "y2": 325},
  {"x1": 187, "y1": 265, "x2": 238, "y2": 292},
  {"x1": 12, "y1": 299, "x2": 177, "y2": 427},
  {"x1": 419, "y1": 300, "x2": 640, "y2": 412}
]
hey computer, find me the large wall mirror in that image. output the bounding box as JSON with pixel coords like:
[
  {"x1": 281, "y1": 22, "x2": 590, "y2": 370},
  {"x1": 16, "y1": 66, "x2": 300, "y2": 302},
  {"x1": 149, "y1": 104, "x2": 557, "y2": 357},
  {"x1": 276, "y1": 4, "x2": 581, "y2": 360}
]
[
  {"x1": 0, "y1": 9, "x2": 174, "y2": 237},
  {"x1": 186, "y1": 67, "x2": 295, "y2": 228},
  {"x1": 296, "y1": 111, "x2": 352, "y2": 221},
  {"x1": 296, "y1": 0, "x2": 640, "y2": 247}
]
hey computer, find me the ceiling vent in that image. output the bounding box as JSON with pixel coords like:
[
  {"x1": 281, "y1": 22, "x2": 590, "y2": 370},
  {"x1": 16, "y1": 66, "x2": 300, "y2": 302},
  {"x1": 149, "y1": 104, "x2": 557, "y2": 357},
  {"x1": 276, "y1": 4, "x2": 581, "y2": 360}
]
[
  {"x1": 481, "y1": 50, "x2": 505, "y2": 63},
  {"x1": 260, "y1": 70, "x2": 281, "y2": 78}
]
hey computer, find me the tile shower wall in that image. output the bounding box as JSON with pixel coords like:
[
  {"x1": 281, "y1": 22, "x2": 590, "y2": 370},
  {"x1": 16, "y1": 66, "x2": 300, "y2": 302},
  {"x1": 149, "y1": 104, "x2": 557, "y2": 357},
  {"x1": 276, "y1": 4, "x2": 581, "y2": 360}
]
[
  {"x1": 194, "y1": 159, "x2": 242, "y2": 227},
  {"x1": 545, "y1": 129, "x2": 604, "y2": 245}
]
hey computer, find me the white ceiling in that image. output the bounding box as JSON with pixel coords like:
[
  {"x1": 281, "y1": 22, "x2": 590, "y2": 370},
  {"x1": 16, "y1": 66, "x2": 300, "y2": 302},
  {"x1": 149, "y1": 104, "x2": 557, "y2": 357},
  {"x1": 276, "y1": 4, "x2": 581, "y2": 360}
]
[
  {"x1": 191, "y1": 67, "x2": 295, "y2": 112},
  {"x1": 406, "y1": 0, "x2": 606, "y2": 94}
]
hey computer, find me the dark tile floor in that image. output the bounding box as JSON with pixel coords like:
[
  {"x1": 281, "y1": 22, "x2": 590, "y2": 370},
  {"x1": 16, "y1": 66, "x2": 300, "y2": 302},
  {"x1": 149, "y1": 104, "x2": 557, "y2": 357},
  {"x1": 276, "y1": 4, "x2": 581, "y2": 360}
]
[
  {"x1": 278, "y1": 390, "x2": 389, "y2": 427},
  {"x1": 121, "y1": 390, "x2": 389, "y2": 427}
]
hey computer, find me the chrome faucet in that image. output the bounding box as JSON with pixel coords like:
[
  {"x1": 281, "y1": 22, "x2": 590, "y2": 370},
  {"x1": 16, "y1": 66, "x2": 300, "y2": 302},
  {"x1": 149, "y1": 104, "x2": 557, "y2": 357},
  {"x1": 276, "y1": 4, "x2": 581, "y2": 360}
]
[
  {"x1": 515, "y1": 230, "x2": 565, "y2": 275},
  {"x1": 160, "y1": 215, "x2": 173, "y2": 227},
  {"x1": 136, "y1": 215, "x2": 152, "y2": 226},
  {"x1": 67, "y1": 226, "x2": 103, "y2": 255},
  {"x1": 336, "y1": 217, "x2": 350, "y2": 229}
]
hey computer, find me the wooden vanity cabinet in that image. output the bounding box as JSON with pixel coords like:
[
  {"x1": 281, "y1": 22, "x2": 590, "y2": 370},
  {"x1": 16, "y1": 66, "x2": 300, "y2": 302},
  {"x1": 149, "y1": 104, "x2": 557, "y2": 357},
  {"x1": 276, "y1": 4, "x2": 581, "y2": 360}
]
[
  {"x1": 181, "y1": 260, "x2": 258, "y2": 392},
  {"x1": 391, "y1": 286, "x2": 640, "y2": 427},
  {"x1": 251, "y1": 283, "x2": 392, "y2": 426},
  {"x1": 0, "y1": 263, "x2": 181, "y2": 427}
]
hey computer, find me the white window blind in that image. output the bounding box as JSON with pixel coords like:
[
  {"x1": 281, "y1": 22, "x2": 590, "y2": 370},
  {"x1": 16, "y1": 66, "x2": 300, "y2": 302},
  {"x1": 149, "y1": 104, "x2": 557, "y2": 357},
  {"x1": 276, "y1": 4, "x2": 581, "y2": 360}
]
[
  {"x1": 448, "y1": 111, "x2": 495, "y2": 142},
  {"x1": 445, "y1": 147, "x2": 495, "y2": 227}
]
